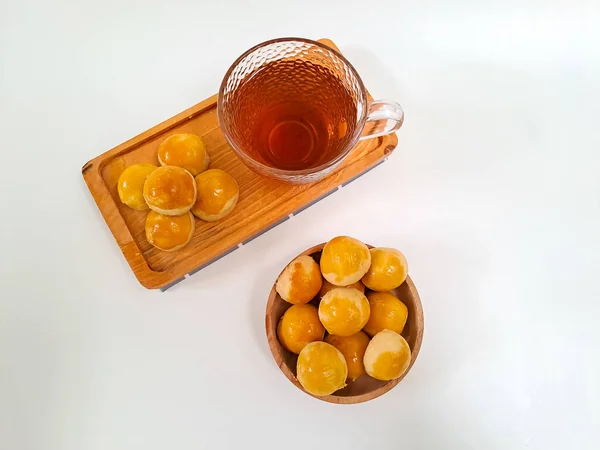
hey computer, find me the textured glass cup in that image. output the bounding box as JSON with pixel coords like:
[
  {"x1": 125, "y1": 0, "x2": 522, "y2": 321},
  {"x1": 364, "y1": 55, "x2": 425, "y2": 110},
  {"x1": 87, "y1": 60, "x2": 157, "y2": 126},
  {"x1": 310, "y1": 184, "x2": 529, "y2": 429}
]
[{"x1": 218, "y1": 38, "x2": 404, "y2": 184}]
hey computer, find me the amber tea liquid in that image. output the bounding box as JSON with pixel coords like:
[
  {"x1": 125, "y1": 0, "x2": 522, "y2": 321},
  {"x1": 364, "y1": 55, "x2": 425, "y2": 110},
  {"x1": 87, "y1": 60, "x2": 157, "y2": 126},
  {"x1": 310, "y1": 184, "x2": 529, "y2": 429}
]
[{"x1": 229, "y1": 59, "x2": 358, "y2": 171}]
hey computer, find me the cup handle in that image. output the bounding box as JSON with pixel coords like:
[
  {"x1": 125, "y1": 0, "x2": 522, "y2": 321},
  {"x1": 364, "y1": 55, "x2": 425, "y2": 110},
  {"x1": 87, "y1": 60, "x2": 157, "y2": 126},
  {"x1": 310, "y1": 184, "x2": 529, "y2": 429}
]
[{"x1": 358, "y1": 99, "x2": 404, "y2": 140}]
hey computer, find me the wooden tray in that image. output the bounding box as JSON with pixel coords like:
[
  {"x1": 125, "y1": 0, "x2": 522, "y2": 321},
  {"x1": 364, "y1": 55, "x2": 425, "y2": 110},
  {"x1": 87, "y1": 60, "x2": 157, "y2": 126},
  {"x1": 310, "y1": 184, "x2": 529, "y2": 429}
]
[{"x1": 82, "y1": 38, "x2": 398, "y2": 290}]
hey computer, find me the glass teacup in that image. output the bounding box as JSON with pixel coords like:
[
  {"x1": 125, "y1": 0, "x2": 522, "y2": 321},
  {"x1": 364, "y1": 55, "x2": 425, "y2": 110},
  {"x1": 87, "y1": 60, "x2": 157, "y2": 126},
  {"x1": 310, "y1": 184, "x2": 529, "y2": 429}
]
[{"x1": 218, "y1": 38, "x2": 403, "y2": 184}]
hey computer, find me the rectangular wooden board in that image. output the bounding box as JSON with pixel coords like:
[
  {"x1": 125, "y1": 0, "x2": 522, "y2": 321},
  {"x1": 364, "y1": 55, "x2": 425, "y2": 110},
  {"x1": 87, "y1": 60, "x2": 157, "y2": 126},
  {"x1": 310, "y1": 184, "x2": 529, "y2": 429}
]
[{"x1": 82, "y1": 38, "x2": 398, "y2": 290}]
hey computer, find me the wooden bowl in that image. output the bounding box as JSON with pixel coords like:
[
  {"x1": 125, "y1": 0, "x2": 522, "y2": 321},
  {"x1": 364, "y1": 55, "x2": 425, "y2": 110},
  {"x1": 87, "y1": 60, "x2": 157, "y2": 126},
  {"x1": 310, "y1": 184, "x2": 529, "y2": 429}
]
[{"x1": 265, "y1": 243, "x2": 424, "y2": 404}]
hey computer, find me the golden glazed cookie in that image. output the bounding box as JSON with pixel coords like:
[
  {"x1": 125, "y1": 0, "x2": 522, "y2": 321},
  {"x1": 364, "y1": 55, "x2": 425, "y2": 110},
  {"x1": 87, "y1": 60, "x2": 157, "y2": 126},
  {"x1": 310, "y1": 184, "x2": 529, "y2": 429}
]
[
  {"x1": 362, "y1": 247, "x2": 408, "y2": 291},
  {"x1": 143, "y1": 165, "x2": 197, "y2": 215},
  {"x1": 297, "y1": 342, "x2": 347, "y2": 396},
  {"x1": 276, "y1": 255, "x2": 323, "y2": 305},
  {"x1": 363, "y1": 329, "x2": 411, "y2": 381},
  {"x1": 277, "y1": 304, "x2": 325, "y2": 354},
  {"x1": 318, "y1": 287, "x2": 370, "y2": 337},
  {"x1": 191, "y1": 169, "x2": 239, "y2": 221},
  {"x1": 117, "y1": 163, "x2": 157, "y2": 210},
  {"x1": 363, "y1": 291, "x2": 409, "y2": 337},
  {"x1": 157, "y1": 133, "x2": 210, "y2": 176},
  {"x1": 320, "y1": 236, "x2": 372, "y2": 286},
  {"x1": 325, "y1": 331, "x2": 370, "y2": 381},
  {"x1": 145, "y1": 211, "x2": 195, "y2": 252}
]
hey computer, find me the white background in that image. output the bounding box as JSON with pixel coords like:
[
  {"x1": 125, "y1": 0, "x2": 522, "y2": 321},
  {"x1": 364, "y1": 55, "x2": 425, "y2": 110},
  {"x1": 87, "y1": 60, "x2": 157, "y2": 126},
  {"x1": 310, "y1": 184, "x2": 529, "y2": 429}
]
[{"x1": 1, "y1": 0, "x2": 599, "y2": 449}]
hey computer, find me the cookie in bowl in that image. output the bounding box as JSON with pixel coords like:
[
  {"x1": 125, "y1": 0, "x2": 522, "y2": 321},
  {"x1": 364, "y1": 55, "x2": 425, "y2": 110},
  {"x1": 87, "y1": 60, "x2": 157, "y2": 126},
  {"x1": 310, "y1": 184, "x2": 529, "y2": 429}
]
[
  {"x1": 297, "y1": 341, "x2": 347, "y2": 396},
  {"x1": 363, "y1": 291, "x2": 408, "y2": 337},
  {"x1": 363, "y1": 329, "x2": 411, "y2": 381},
  {"x1": 320, "y1": 236, "x2": 371, "y2": 286},
  {"x1": 318, "y1": 287, "x2": 370, "y2": 336},
  {"x1": 277, "y1": 304, "x2": 325, "y2": 354},
  {"x1": 362, "y1": 247, "x2": 408, "y2": 291},
  {"x1": 275, "y1": 255, "x2": 322, "y2": 305},
  {"x1": 325, "y1": 331, "x2": 370, "y2": 381}
]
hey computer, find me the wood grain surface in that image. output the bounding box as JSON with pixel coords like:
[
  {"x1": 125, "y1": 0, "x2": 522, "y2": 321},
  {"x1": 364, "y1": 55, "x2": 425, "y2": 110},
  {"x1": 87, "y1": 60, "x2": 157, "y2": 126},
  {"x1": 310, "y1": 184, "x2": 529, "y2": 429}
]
[
  {"x1": 81, "y1": 39, "x2": 398, "y2": 290},
  {"x1": 265, "y1": 243, "x2": 424, "y2": 404}
]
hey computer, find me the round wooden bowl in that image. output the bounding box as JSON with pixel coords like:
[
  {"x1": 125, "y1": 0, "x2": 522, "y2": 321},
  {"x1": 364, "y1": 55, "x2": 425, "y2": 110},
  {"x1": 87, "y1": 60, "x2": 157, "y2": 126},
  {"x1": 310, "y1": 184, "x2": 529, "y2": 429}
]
[{"x1": 265, "y1": 243, "x2": 424, "y2": 404}]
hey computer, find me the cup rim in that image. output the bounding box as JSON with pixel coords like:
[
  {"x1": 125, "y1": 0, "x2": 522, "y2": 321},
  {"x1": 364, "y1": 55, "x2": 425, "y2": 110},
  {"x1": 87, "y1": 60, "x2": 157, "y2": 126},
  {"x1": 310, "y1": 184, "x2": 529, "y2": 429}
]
[{"x1": 217, "y1": 37, "x2": 369, "y2": 177}]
